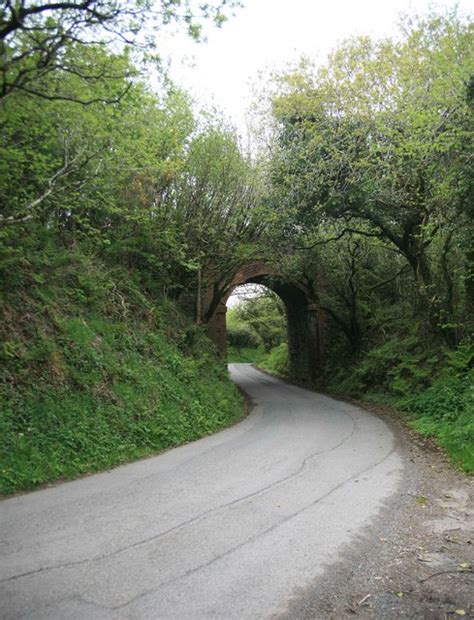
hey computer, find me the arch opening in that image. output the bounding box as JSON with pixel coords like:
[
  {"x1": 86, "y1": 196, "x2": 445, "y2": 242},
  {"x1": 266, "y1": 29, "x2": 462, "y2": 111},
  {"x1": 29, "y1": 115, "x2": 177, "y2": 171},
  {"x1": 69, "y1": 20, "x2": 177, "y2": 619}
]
[
  {"x1": 227, "y1": 284, "x2": 287, "y2": 368},
  {"x1": 204, "y1": 263, "x2": 325, "y2": 383}
]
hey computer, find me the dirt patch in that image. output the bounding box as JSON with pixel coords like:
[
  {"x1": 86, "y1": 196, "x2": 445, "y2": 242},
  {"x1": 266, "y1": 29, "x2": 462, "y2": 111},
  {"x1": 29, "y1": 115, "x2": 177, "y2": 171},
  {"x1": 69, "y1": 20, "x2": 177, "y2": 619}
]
[{"x1": 275, "y1": 401, "x2": 473, "y2": 619}]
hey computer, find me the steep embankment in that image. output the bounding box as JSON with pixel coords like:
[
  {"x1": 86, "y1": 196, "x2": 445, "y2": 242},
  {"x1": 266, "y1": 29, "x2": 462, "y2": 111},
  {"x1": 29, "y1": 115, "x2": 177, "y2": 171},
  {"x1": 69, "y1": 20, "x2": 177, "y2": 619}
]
[
  {"x1": 0, "y1": 247, "x2": 243, "y2": 495},
  {"x1": 320, "y1": 337, "x2": 474, "y2": 474}
]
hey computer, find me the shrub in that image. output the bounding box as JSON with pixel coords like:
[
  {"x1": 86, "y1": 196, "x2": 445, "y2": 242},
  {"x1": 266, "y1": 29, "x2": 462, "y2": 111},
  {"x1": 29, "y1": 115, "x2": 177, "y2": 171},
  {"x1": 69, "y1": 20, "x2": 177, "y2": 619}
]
[{"x1": 260, "y1": 343, "x2": 289, "y2": 376}]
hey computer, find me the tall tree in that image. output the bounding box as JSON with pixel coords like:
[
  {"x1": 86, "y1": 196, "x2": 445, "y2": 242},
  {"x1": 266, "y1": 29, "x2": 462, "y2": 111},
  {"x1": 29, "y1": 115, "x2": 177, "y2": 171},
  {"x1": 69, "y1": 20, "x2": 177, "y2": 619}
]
[{"x1": 268, "y1": 11, "x2": 473, "y2": 342}]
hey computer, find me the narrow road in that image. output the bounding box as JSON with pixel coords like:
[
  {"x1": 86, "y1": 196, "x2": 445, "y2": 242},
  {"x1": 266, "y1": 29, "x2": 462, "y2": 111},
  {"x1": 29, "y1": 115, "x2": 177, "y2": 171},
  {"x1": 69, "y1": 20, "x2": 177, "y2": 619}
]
[{"x1": 0, "y1": 364, "x2": 404, "y2": 619}]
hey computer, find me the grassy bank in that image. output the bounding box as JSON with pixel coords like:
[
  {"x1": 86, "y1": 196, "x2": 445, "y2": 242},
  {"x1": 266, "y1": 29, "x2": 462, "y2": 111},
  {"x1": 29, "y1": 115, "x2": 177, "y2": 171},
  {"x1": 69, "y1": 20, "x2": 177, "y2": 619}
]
[{"x1": 0, "y1": 248, "x2": 243, "y2": 495}]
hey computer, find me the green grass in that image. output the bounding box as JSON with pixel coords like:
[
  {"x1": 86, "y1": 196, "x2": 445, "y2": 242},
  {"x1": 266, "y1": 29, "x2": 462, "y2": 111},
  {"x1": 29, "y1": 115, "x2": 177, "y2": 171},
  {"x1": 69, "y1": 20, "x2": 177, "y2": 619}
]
[
  {"x1": 227, "y1": 346, "x2": 268, "y2": 364},
  {"x1": 0, "y1": 251, "x2": 244, "y2": 494},
  {"x1": 399, "y1": 358, "x2": 474, "y2": 473},
  {"x1": 227, "y1": 343, "x2": 289, "y2": 379}
]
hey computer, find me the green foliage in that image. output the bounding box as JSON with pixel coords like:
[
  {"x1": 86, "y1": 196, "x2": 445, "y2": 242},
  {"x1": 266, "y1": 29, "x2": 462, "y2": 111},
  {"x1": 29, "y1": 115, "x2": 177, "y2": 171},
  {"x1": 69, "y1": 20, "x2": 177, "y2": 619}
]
[
  {"x1": 227, "y1": 291, "x2": 286, "y2": 352},
  {"x1": 227, "y1": 304, "x2": 262, "y2": 352},
  {"x1": 227, "y1": 341, "x2": 289, "y2": 378},
  {"x1": 226, "y1": 290, "x2": 288, "y2": 374},
  {"x1": 0, "y1": 16, "x2": 266, "y2": 496},
  {"x1": 1, "y1": 31, "x2": 265, "y2": 301},
  {"x1": 227, "y1": 325, "x2": 260, "y2": 350},
  {"x1": 259, "y1": 343, "x2": 289, "y2": 377},
  {"x1": 268, "y1": 10, "x2": 473, "y2": 344},
  {"x1": 226, "y1": 291, "x2": 289, "y2": 375},
  {"x1": 0, "y1": 252, "x2": 243, "y2": 494},
  {"x1": 255, "y1": 11, "x2": 474, "y2": 472},
  {"x1": 400, "y1": 343, "x2": 474, "y2": 473},
  {"x1": 323, "y1": 336, "x2": 473, "y2": 472},
  {"x1": 0, "y1": 0, "x2": 241, "y2": 102},
  {"x1": 1, "y1": 6, "x2": 472, "y2": 493},
  {"x1": 227, "y1": 346, "x2": 266, "y2": 364}
]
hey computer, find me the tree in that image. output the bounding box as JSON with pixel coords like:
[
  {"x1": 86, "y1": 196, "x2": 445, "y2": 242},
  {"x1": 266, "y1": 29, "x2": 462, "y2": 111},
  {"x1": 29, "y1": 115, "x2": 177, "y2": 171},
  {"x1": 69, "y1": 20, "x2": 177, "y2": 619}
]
[
  {"x1": 0, "y1": 40, "x2": 203, "y2": 305},
  {"x1": 0, "y1": 46, "x2": 144, "y2": 228},
  {"x1": 0, "y1": 24, "x2": 267, "y2": 310},
  {"x1": 230, "y1": 290, "x2": 286, "y2": 352},
  {"x1": 268, "y1": 11, "x2": 474, "y2": 343},
  {"x1": 0, "y1": 0, "x2": 241, "y2": 102}
]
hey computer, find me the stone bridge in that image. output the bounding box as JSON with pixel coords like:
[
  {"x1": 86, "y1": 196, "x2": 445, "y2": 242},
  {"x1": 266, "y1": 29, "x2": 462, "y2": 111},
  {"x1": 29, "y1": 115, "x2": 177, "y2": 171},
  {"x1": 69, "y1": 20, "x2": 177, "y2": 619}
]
[{"x1": 201, "y1": 263, "x2": 325, "y2": 383}]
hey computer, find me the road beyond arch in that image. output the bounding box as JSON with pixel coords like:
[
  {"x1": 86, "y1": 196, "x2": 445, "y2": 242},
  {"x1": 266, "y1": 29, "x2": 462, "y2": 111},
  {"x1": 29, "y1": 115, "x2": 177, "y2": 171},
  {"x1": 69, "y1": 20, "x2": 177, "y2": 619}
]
[{"x1": 0, "y1": 364, "x2": 404, "y2": 619}]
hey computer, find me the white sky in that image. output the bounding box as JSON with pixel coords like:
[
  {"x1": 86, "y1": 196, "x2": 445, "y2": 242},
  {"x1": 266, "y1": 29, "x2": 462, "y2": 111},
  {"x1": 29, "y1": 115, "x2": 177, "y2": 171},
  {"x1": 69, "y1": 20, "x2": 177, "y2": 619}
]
[
  {"x1": 159, "y1": 0, "x2": 471, "y2": 135},
  {"x1": 227, "y1": 283, "x2": 267, "y2": 308}
]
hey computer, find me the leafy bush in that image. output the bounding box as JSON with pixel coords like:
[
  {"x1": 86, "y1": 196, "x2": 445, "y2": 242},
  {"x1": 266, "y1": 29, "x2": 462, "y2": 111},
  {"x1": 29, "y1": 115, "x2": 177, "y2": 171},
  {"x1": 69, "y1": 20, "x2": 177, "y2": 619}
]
[
  {"x1": 322, "y1": 336, "x2": 473, "y2": 472},
  {"x1": 399, "y1": 343, "x2": 474, "y2": 472},
  {"x1": 227, "y1": 292, "x2": 286, "y2": 353},
  {"x1": 227, "y1": 346, "x2": 266, "y2": 363},
  {"x1": 227, "y1": 325, "x2": 260, "y2": 350},
  {"x1": 259, "y1": 343, "x2": 289, "y2": 376}
]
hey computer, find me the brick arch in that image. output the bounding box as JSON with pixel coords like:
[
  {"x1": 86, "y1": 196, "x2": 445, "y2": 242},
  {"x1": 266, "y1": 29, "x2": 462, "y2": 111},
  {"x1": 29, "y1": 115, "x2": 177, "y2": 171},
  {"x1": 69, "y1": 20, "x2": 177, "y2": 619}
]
[
  {"x1": 218, "y1": 262, "x2": 278, "y2": 306},
  {"x1": 203, "y1": 262, "x2": 325, "y2": 383}
]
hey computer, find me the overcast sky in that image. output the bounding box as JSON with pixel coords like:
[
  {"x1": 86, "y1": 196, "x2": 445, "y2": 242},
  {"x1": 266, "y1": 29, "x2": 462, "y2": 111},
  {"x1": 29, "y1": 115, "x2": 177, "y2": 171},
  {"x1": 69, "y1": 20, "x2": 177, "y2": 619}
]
[{"x1": 159, "y1": 0, "x2": 471, "y2": 135}]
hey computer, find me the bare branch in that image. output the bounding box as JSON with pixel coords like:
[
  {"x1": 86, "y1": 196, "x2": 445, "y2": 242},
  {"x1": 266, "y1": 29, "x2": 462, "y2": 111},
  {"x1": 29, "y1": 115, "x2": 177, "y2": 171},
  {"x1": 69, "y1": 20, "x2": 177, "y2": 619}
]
[
  {"x1": 367, "y1": 265, "x2": 410, "y2": 293},
  {"x1": 6, "y1": 80, "x2": 132, "y2": 105},
  {"x1": 0, "y1": 154, "x2": 79, "y2": 227}
]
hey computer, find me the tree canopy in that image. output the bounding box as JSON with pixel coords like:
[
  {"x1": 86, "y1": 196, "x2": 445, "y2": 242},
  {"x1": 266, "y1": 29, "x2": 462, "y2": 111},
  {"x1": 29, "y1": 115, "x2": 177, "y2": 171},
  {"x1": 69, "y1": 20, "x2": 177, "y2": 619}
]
[
  {"x1": 266, "y1": 11, "x2": 473, "y2": 345},
  {"x1": 0, "y1": 0, "x2": 241, "y2": 101}
]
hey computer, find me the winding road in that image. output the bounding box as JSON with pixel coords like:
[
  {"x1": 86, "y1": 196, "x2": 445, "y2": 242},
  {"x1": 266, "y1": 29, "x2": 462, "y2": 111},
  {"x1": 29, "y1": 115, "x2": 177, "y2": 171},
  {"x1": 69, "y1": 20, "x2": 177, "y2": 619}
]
[{"x1": 0, "y1": 364, "x2": 404, "y2": 619}]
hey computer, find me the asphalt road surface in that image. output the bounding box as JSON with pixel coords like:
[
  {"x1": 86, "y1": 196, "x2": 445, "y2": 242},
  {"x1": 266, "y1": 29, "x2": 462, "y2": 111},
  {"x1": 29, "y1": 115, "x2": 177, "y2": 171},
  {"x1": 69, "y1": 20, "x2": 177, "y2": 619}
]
[{"x1": 0, "y1": 363, "x2": 404, "y2": 619}]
